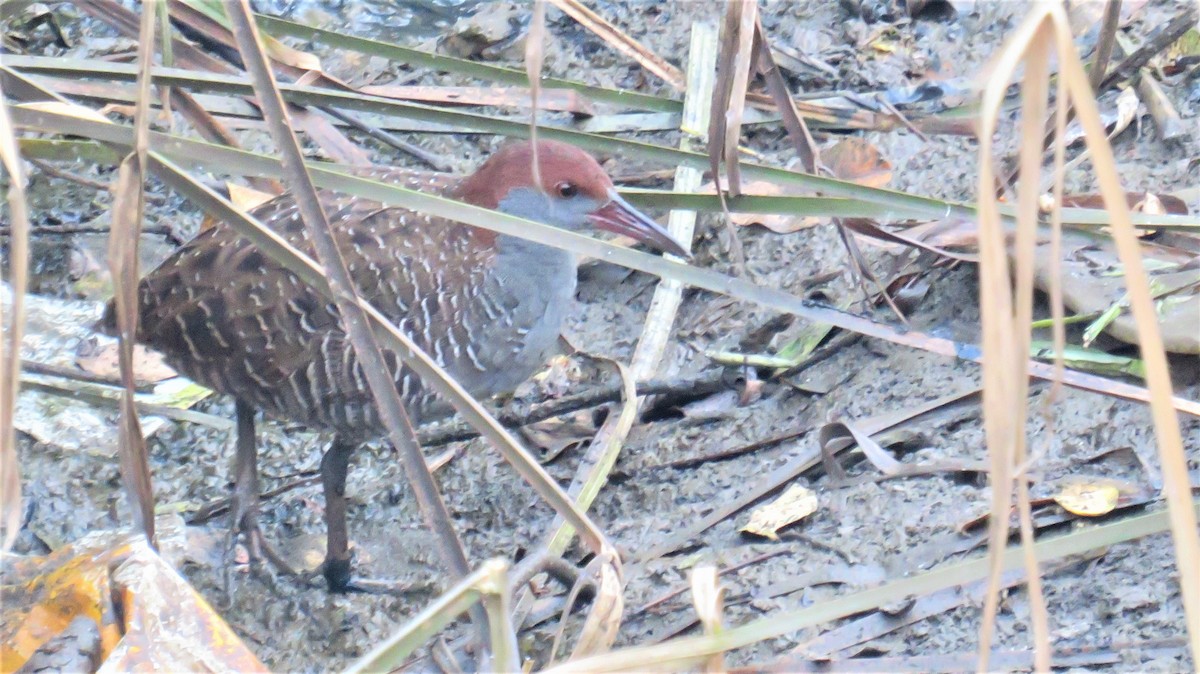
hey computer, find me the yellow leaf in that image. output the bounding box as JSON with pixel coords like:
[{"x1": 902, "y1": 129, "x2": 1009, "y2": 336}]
[
  {"x1": 227, "y1": 182, "x2": 277, "y2": 211},
  {"x1": 741, "y1": 484, "x2": 819, "y2": 540},
  {"x1": 1054, "y1": 482, "x2": 1120, "y2": 516}
]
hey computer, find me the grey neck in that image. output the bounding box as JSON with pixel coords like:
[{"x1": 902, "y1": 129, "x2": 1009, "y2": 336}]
[
  {"x1": 492, "y1": 186, "x2": 582, "y2": 284},
  {"x1": 456, "y1": 230, "x2": 576, "y2": 400},
  {"x1": 456, "y1": 188, "x2": 582, "y2": 398},
  {"x1": 493, "y1": 233, "x2": 577, "y2": 292}
]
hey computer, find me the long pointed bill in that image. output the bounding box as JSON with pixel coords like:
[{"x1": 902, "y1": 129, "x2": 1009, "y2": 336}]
[{"x1": 588, "y1": 189, "x2": 691, "y2": 259}]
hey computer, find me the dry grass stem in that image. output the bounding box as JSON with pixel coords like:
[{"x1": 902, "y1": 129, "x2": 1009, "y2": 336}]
[
  {"x1": 526, "y1": 0, "x2": 546, "y2": 189},
  {"x1": 0, "y1": 90, "x2": 30, "y2": 552},
  {"x1": 692, "y1": 566, "x2": 728, "y2": 673},
  {"x1": 107, "y1": 0, "x2": 160, "y2": 544},
  {"x1": 976, "y1": 4, "x2": 1200, "y2": 667}
]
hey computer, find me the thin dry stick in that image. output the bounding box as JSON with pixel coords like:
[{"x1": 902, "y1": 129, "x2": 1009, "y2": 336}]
[
  {"x1": 0, "y1": 223, "x2": 181, "y2": 242},
  {"x1": 526, "y1": 0, "x2": 546, "y2": 189},
  {"x1": 418, "y1": 369, "x2": 726, "y2": 447},
  {"x1": 1088, "y1": 0, "x2": 1123, "y2": 93},
  {"x1": 25, "y1": 157, "x2": 106, "y2": 191},
  {"x1": 221, "y1": 0, "x2": 490, "y2": 642},
  {"x1": 752, "y1": 18, "x2": 819, "y2": 174},
  {"x1": 320, "y1": 106, "x2": 450, "y2": 171},
  {"x1": 722, "y1": 0, "x2": 756, "y2": 198},
  {"x1": 19, "y1": 359, "x2": 156, "y2": 392},
  {"x1": 705, "y1": 2, "x2": 753, "y2": 271}
]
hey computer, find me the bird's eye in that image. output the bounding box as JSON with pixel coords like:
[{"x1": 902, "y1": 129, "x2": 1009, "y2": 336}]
[{"x1": 556, "y1": 182, "x2": 578, "y2": 198}]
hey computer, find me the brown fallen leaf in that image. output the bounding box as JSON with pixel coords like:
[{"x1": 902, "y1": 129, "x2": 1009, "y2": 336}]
[
  {"x1": 519, "y1": 412, "x2": 597, "y2": 462},
  {"x1": 741, "y1": 484, "x2": 819, "y2": 540},
  {"x1": 1033, "y1": 228, "x2": 1199, "y2": 353},
  {"x1": 825, "y1": 137, "x2": 893, "y2": 188},
  {"x1": 227, "y1": 182, "x2": 277, "y2": 211}
]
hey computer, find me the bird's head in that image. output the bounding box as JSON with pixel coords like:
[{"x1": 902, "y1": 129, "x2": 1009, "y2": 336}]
[{"x1": 460, "y1": 139, "x2": 689, "y2": 258}]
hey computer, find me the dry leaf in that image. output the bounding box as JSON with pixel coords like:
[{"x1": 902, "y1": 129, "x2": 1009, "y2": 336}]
[
  {"x1": 227, "y1": 182, "x2": 277, "y2": 211},
  {"x1": 824, "y1": 138, "x2": 894, "y2": 188},
  {"x1": 1063, "y1": 87, "x2": 1140, "y2": 144},
  {"x1": 1054, "y1": 482, "x2": 1120, "y2": 516},
  {"x1": 741, "y1": 484, "x2": 819, "y2": 540},
  {"x1": 1, "y1": 520, "x2": 266, "y2": 672},
  {"x1": 519, "y1": 412, "x2": 597, "y2": 462},
  {"x1": 1033, "y1": 228, "x2": 1199, "y2": 353}
]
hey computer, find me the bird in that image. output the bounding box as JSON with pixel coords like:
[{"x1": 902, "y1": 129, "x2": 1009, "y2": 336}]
[{"x1": 99, "y1": 139, "x2": 689, "y2": 592}]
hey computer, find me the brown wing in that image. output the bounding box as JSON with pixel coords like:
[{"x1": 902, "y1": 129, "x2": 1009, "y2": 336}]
[{"x1": 108, "y1": 166, "x2": 492, "y2": 435}]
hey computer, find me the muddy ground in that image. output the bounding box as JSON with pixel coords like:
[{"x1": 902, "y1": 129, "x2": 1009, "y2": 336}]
[{"x1": 6, "y1": 0, "x2": 1200, "y2": 672}]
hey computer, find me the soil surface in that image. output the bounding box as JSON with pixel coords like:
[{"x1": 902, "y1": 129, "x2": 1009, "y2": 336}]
[{"x1": 5, "y1": 0, "x2": 1199, "y2": 672}]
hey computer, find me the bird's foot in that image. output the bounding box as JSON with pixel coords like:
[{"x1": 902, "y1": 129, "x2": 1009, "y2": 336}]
[
  {"x1": 223, "y1": 498, "x2": 296, "y2": 592},
  {"x1": 317, "y1": 554, "x2": 407, "y2": 596}
]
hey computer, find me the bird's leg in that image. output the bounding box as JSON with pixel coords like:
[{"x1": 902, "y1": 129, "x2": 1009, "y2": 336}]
[
  {"x1": 230, "y1": 400, "x2": 260, "y2": 556},
  {"x1": 319, "y1": 438, "x2": 404, "y2": 595},
  {"x1": 319, "y1": 437, "x2": 355, "y2": 592},
  {"x1": 227, "y1": 400, "x2": 295, "y2": 582}
]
